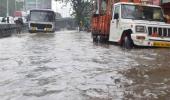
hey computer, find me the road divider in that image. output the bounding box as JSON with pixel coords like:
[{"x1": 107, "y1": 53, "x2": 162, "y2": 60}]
[{"x1": 0, "y1": 23, "x2": 28, "y2": 38}]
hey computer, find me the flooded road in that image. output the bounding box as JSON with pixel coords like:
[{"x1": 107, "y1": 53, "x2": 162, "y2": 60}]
[{"x1": 0, "y1": 31, "x2": 170, "y2": 100}]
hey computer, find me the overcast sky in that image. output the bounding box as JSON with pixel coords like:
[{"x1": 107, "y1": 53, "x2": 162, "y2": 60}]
[{"x1": 52, "y1": 0, "x2": 72, "y2": 17}]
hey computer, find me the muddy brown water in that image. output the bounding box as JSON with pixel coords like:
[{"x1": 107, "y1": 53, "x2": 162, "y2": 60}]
[{"x1": 0, "y1": 31, "x2": 170, "y2": 100}]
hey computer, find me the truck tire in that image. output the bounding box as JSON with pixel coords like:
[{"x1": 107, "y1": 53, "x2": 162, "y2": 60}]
[
  {"x1": 93, "y1": 35, "x2": 100, "y2": 42},
  {"x1": 93, "y1": 35, "x2": 97, "y2": 42},
  {"x1": 122, "y1": 35, "x2": 133, "y2": 49},
  {"x1": 28, "y1": 30, "x2": 34, "y2": 33}
]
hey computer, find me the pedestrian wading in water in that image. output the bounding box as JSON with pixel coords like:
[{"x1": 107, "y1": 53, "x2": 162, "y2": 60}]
[{"x1": 15, "y1": 18, "x2": 23, "y2": 34}]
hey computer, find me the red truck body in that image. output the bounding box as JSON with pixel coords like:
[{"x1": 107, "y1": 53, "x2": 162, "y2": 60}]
[{"x1": 92, "y1": 13, "x2": 111, "y2": 40}]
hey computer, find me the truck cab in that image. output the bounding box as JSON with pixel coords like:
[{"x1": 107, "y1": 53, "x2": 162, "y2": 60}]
[{"x1": 109, "y1": 2, "x2": 170, "y2": 48}]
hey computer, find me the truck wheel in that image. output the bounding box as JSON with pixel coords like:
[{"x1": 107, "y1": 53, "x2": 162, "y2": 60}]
[
  {"x1": 29, "y1": 30, "x2": 34, "y2": 33},
  {"x1": 93, "y1": 35, "x2": 97, "y2": 42},
  {"x1": 122, "y1": 35, "x2": 133, "y2": 49}
]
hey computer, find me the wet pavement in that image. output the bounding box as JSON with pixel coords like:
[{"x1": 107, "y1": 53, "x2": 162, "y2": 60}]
[{"x1": 0, "y1": 31, "x2": 170, "y2": 100}]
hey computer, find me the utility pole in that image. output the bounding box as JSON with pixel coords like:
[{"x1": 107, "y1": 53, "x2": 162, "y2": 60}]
[
  {"x1": 36, "y1": 0, "x2": 38, "y2": 9},
  {"x1": 23, "y1": 0, "x2": 25, "y2": 11},
  {"x1": 15, "y1": 0, "x2": 17, "y2": 11},
  {"x1": 6, "y1": 0, "x2": 9, "y2": 17}
]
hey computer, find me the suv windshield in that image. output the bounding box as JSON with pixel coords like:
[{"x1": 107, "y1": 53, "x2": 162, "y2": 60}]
[{"x1": 121, "y1": 4, "x2": 164, "y2": 22}]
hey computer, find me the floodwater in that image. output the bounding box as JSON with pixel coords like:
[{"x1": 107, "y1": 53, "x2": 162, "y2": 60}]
[{"x1": 0, "y1": 31, "x2": 170, "y2": 100}]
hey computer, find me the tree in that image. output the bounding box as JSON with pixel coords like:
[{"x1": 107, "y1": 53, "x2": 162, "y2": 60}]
[{"x1": 55, "y1": 0, "x2": 95, "y2": 30}]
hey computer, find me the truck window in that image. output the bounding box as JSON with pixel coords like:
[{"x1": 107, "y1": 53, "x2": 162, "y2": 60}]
[
  {"x1": 121, "y1": 4, "x2": 164, "y2": 22},
  {"x1": 153, "y1": 10, "x2": 161, "y2": 20},
  {"x1": 113, "y1": 5, "x2": 120, "y2": 19},
  {"x1": 122, "y1": 5, "x2": 136, "y2": 19}
]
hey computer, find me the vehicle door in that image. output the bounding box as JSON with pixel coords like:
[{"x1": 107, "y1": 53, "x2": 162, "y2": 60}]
[{"x1": 109, "y1": 4, "x2": 121, "y2": 42}]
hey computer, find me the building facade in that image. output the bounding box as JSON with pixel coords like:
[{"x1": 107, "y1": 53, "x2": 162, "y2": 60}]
[
  {"x1": 0, "y1": 0, "x2": 15, "y2": 17},
  {"x1": 161, "y1": 0, "x2": 170, "y2": 3},
  {"x1": 25, "y1": 0, "x2": 52, "y2": 11}
]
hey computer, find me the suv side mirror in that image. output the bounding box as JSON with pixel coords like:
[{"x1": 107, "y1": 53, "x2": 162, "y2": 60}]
[
  {"x1": 114, "y1": 13, "x2": 119, "y2": 19},
  {"x1": 164, "y1": 16, "x2": 168, "y2": 23},
  {"x1": 164, "y1": 17, "x2": 168, "y2": 23}
]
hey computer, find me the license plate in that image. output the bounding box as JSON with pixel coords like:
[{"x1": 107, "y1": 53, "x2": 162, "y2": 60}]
[
  {"x1": 153, "y1": 41, "x2": 170, "y2": 47},
  {"x1": 32, "y1": 27, "x2": 36, "y2": 31},
  {"x1": 45, "y1": 28, "x2": 50, "y2": 31}
]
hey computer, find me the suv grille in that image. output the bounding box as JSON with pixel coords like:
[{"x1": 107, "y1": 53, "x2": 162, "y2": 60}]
[{"x1": 148, "y1": 27, "x2": 170, "y2": 37}]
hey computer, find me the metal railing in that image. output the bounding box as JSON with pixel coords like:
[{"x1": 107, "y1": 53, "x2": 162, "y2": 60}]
[{"x1": 0, "y1": 23, "x2": 28, "y2": 38}]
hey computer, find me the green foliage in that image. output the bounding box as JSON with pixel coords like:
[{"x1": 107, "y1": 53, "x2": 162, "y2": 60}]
[{"x1": 55, "y1": 0, "x2": 94, "y2": 27}]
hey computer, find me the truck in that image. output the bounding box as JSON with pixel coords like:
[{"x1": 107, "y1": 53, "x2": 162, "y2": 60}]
[
  {"x1": 28, "y1": 9, "x2": 56, "y2": 33},
  {"x1": 91, "y1": 0, "x2": 170, "y2": 48}
]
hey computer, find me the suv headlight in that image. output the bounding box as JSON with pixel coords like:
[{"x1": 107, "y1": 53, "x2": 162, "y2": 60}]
[{"x1": 136, "y1": 25, "x2": 146, "y2": 33}]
